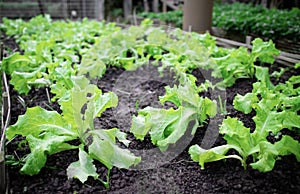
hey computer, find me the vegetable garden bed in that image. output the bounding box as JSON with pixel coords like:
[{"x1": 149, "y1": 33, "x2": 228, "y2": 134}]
[{"x1": 1, "y1": 16, "x2": 300, "y2": 193}]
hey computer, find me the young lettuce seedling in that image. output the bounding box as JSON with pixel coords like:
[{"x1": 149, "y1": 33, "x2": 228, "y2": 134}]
[
  {"x1": 6, "y1": 76, "x2": 141, "y2": 188},
  {"x1": 189, "y1": 67, "x2": 300, "y2": 172}
]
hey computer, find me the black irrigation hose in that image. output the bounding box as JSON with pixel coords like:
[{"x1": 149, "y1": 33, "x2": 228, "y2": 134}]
[{"x1": 0, "y1": 43, "x2": 10, "y2": 194}]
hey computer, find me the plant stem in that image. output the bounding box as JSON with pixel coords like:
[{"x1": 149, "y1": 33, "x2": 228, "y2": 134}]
[{"x1": 98, "y1": 169, "x2": 111, "y2": 189}]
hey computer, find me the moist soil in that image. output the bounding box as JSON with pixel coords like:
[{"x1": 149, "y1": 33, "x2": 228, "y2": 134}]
[{"x1": 2, "y1": 31, "x2": 300, "y2": 194}]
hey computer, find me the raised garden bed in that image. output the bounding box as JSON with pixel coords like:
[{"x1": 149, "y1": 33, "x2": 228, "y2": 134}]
[{"x1": 1, "y1": 16, "x2": 300, "y2": 193}]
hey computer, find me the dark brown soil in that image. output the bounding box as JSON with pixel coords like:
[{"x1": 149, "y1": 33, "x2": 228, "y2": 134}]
[{"x1": 5, "y1": 61, "x2": 300, "y2": 194}]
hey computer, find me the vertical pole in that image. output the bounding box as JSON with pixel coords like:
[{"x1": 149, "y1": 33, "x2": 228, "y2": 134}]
[
  {"x1": 163, "y1": 0, "x2": 167, "y2": 12},
  {"x1": 123, "y1": 0, "x2": 133, "y2": 19},
  {"x1": 152, "y1": 0, "x2": 159, "y2": 12},
  {"x1": 182, "y1": 0, "x2": 214, "y2": 33},
  {"x1": 62, "y1": 0, "x2": 68, "y2": 19},
  {"x1": 143, "y1": 0, "x2": 150, "y2": 12},
  {"x1": 95, "y1": 0, "x2": 105, "y2": 20},
  {"x1": 82, "y1": 0, "x2": 87, "y2": 18},
  {"x1": 246, "y1": 36, "x2": 252, "y2": 49}
]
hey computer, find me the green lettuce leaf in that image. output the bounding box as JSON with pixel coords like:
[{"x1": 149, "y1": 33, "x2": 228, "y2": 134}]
[
  {"x1": 131, "y1": 106, "x2": 198, "y2": 151},
  {"x1": 88, "y1": 129, "x2": 141, "y2": 170},
  {"x1": 6, "y1": 106, "x2": 76, "y2": 140},
  {"x1": 249, "y1": 135, "x2": 300, "y2": 172},
  {"x1": 189, "y1": 144, "x2": 245, "y2": 169},
  {"x1": 6, "y1": 81, "x2": 136, "y2": 178},
  {"x1": 131, "y1": 77, "x2": 216, "y2": 151},
  {"x1": 233, "y1": 93, "x2": 258, "y2": 114},
  {"x1": 251, "y1": 38, "x2": 280, "y2": 64},
  {"x1": 22, "y1": 133, "x2": 77, "y2": 175},
  {"x1": 2, "y1": 52, "x2": 34, "y2": 74},
  {"x1": 67, "y1": 147, "x2": 98, "y2": 183},
  {"x1": 191, "y1": 71, "x2": 300, "y2": 172},
  {"x1": 219, "y1": 117, "x2": 253, "y2": 158}
]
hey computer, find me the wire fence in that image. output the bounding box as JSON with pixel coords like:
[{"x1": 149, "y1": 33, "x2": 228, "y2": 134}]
[{"x1": 0, "y1": 0, "x2": 105, "y2": 20}]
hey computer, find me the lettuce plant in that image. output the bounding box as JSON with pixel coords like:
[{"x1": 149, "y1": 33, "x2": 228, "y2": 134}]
[
  {"x1": 6, "y1": 77, "x2": 140, "y2": 186},
  {"x1": 189, "y1": 67, "x2": 300, "y2": 172}
]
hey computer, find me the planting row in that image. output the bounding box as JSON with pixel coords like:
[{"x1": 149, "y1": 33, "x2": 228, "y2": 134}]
[{"x1": 1, "y1": 15, "x2": 300, "y2": 188}]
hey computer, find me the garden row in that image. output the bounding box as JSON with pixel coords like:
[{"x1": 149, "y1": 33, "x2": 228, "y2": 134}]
[
  {"x1": 139, "y1": 2, "x2": 300, "y2": 42},
  {"x1": 1, "y1": 15, "x2": 300, "y2": 190}
]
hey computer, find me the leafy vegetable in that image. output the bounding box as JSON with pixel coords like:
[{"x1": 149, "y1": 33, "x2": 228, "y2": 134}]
[
  {"x1": 6, "y1": 77, "x2": 140, "y2": 184},
  {"x1": 190, "y1": 66, "x2": 300, "y2": 172},
  {"x1": 2, "y1": 14, "x2": 299, "y2": 183},
  {"x1": 211, "y1": 38, "x2": 279, "y2": 87},
  {"x1": 1, "y1": 15, "x2": 120, "y2": 95},
  {"x1": 67, "y1": 146, "x2": 98, "y2": 183},
  {"x1": 131, "y1": 75, "x2": 217, "y2": 151}
]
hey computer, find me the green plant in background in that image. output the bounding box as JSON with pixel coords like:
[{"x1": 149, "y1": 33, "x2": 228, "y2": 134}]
[
  {"x1": 211, "y1": 38, "x2": 280, "y2": 87},
  {"x1": 138, "y1": 2, "x2": 300, "y2": 41},
  {"x1": 0, "y1": 15, "x2": 120, "y2": 96},
  {"x1": 213, "y1": 3, "x2": 300, "y2": 41},
  {"x1": 138, "y1": 9, "x2": 183, "y2": 27}
]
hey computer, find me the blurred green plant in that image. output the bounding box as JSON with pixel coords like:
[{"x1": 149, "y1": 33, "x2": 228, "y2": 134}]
[{"x1": 138, "y1": 2, "x2": 300, "y2": 41}]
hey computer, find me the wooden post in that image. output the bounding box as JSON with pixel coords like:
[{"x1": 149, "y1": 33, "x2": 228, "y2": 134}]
[
  {"x1": 143, "y1": 0, "x2": 150, "y2": 12},
  {"x1": 123, "y1": 0, "x2": 133, "y2": 19},
  {"x1": 152, "y1": 0, "x2": 159, "y2": 12},
  {"x1": 182, "y1": 0, "x2": 213, "y2": 33},
  {"x1": 62, "y1": 0, "x2": 68, "y2": 19},
  {"x1": 95, "y1": 0, "x2": 105, "y2": 20},
  {"x1": 82, "y1": 0, "x2": 87, "y2": 18},
  {"x1": 246, "y1": 36, "x2": 252, "y2": 49},
  {"x1": 163, "y1": 1, "x2": 167, "y2": 13}
]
